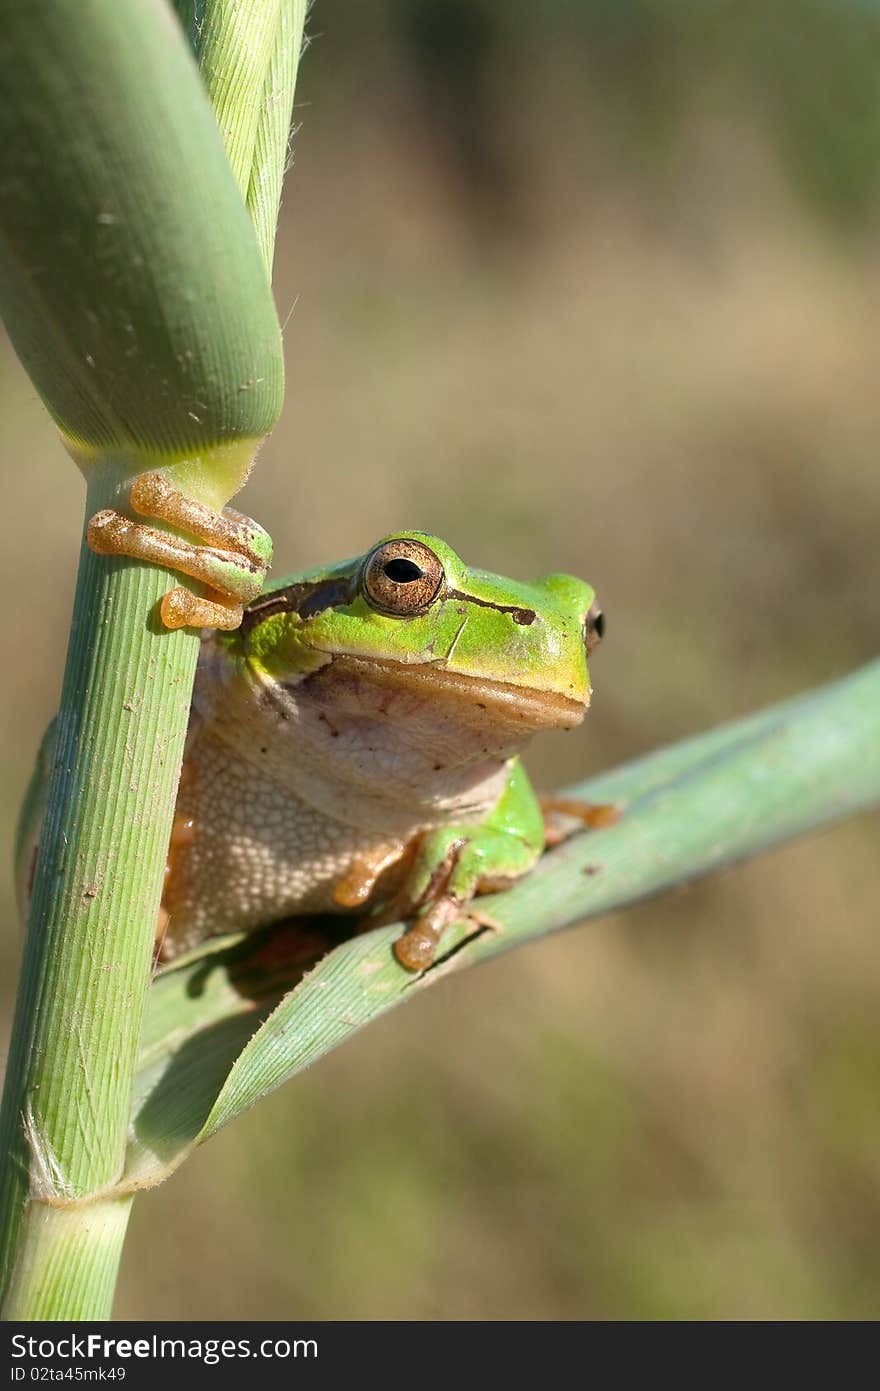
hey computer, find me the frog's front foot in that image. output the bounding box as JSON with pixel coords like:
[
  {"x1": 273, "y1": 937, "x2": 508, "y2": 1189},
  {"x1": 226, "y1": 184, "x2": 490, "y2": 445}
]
[
  {"x1": 390, "y1": 823, "x2": 536, "y2": 972},
  {"x1": 87, "y1": 473, "x2": 272, "y2": 630}
]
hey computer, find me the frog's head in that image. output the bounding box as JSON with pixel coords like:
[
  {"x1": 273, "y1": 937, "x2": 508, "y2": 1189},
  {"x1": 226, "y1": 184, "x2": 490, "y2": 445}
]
[{"x1": 238, "y1": 531, "x2": 602, "y2": 735}]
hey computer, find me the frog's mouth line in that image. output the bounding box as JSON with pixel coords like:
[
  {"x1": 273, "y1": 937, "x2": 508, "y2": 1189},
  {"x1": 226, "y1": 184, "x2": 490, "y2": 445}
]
[{"x1": 324, "y1": 655, "x2": 589, "y2": 730}]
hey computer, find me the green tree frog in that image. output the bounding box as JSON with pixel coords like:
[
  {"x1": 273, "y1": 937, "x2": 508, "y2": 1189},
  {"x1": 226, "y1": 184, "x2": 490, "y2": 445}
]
[{"x1": 19, "y1": 526, "x2": 604, "y2": 972}]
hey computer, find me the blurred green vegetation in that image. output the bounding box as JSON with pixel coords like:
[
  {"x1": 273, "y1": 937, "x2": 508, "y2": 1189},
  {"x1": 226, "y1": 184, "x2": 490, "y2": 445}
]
[{"x1": 2, "y1": 0, "x2": 879, "y2": 1320}]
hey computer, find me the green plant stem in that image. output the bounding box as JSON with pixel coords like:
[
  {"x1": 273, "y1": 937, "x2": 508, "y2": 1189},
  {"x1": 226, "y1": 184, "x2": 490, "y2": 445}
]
[
  {"x1": 0, "y1": 0, "x2": 305, "y2": 1320},
  {"x1": 174, "y1": 0, "x2": 306, "y2": 274},
  {"x1": 0, "y1": 0, "x2": 283, "y2": 472},
  {"x1": 247, "y1": 0, "x2": 308, "y2": 273},
  {"x1": 0, "y1": 465, "x2": 202, "y2": 1316},
  {"x1": 2, "y1": 1199, "x2": 133, "y2": 1323},
  {"x1": 182, "y1": 0, "x2": 283, "y2": 198}
]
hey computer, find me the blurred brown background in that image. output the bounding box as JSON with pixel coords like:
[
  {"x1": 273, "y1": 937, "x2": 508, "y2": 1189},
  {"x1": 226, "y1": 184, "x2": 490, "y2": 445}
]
[{"x1": 2, "y1": 0, "x2": 880, "y2": 1319}]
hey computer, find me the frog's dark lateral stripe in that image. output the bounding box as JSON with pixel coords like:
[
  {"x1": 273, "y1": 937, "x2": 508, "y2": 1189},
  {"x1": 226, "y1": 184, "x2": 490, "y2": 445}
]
[
  {"x1": 240, "y1": 574, "x2": 358, "y2": 635},
  {"x1": 447, "y1": 589, "x2": 536, "y2": 626},
  {"x1": 241, "y1": 575, "x2": 537, "y2": 634}
]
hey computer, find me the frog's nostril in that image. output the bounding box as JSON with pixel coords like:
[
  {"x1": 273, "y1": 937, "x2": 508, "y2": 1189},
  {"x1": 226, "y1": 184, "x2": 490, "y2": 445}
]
[{"x1": 384, "y1": 558, "x2": 424, "y2": 584}]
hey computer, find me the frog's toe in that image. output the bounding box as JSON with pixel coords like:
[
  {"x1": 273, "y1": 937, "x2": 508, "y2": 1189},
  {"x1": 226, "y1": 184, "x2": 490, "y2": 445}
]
[
  {"x1": 539, "y1": 796, "x2": 621, "y2": 846},
  {"x1": 393, "y1": 898, "x2": 507, "y2": 972},
  {"x1": 393, "y1": 895, "x2": 463, "y2": 971},
  {"x1": 159, "y1": 586, "x2": 244, "y2": 631},
  {"x1": 87, "y1": 472, "x2": 272, "y2": 632}
]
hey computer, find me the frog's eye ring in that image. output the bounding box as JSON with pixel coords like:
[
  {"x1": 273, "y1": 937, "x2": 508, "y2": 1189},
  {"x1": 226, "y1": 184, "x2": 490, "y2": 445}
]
[
  {"x1": 361, "y1": 538, "x2": 445, "y2": 616},
  {"x1": 585, "y1": 601, "x2": 605, "y2": 656}
]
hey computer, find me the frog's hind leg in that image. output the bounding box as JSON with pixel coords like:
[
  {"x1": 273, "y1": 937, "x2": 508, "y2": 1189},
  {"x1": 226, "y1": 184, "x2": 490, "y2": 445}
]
[
  {"x1": 154, "y1": 804, "x2": 198, "y2": 961},
  {"x1": 539, "y1": 796, "x2": 621, "y2": 847},
  {"x1": 87, "y1": 472, "x2": 272, "y2": 631}
]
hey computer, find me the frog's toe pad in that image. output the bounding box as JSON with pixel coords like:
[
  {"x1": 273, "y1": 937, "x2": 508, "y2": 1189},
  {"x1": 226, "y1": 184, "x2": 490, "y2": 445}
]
[
  {"x1": 393, "y1": 897, "x2": 505, "y2": 972},
  {"x1": 393, "y1": 896, "x2": 463, "y2": 972},
  {"x1": 393, "y1": 929, "x2": 439, "y2": 972},
  {"x1": 160, "y1": 587, "x2": 243, "y2": 632}
]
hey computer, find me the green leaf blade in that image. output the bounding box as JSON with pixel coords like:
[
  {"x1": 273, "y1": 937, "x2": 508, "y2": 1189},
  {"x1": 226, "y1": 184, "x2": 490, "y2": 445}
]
[{"x1": 125, "y1": 658, "x2": 880, "y2": 1186}]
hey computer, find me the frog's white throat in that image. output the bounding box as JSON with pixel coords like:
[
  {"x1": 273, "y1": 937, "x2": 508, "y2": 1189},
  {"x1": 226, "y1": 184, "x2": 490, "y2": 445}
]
[{"x1": 193, "y1": 646, "x2": 582, "y2": 831}]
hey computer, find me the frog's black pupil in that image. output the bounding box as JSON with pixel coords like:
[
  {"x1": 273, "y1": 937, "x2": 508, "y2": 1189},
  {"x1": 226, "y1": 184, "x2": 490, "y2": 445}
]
[
  {"x1": 383, "y1": 558, "x2": 424, "y2": 584},
  {"x1": 592, "y1": 611, "x2": 605, "y2": 639}
]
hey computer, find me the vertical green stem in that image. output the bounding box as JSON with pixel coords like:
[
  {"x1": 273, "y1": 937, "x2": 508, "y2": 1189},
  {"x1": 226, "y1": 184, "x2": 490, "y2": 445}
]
[
  {"x1": 184, "y1": 0, "x2": 282, "y2": 196},
  {"x1": 0, "y1": 0, "x2": 307, "y2": 1320},
  {"x1": 3, "y1": 1199, "x2": 133, "y2": 1322},
  {"x1": 0, "y1": 465, "x2": 200, "y2": 1315},
  {"x1": 247, "y1": 0, "x2": 308, "y2": 274}
]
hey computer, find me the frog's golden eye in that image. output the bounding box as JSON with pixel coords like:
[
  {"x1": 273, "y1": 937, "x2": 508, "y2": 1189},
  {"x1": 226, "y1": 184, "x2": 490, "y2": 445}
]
[
  {"x1": 361, "y1": 538, "x2": 445, "y2": 616},
  {"x1": 585, "y1": 601, "x2": 604, "y2": 656}
]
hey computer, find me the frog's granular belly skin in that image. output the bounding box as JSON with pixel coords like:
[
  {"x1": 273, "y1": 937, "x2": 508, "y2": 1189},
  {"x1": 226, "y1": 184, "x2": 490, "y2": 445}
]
[{"x1": 162, "y1": 728, "x2": 410, "y2": 955}]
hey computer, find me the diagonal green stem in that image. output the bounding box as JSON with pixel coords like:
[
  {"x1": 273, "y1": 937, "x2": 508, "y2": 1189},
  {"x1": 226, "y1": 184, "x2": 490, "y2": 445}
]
[{"x1": 118, "y1": 657, "x2": 880, "y2": 1186}]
